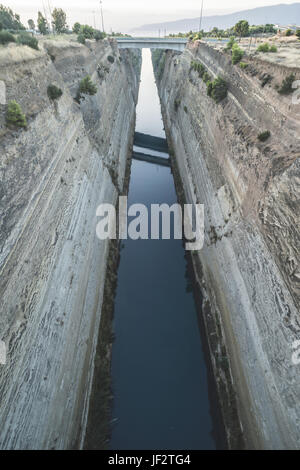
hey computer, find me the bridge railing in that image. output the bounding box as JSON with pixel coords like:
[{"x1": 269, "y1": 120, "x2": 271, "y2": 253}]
[{"x1": 115, "y1": 37, "x2": 188, "y2": 42}]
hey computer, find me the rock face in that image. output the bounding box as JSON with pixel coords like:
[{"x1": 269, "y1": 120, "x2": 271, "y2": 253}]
[
  {"x1": 153, "y1": 42, "x2": 300, "y2": 449},
  {"x1": 0, "y1": 39, "x2": 141, "y2": 449}
]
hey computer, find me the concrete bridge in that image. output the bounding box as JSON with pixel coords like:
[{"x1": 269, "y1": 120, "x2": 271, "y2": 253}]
[{"x1": 116, "y1": 37, "x2": 188, "y2": 52}]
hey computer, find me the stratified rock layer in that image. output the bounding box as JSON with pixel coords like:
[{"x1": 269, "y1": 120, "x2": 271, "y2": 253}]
[
  {"x1": 153, "y1": 42, "x2": 300, "y2": 449},
  {"x1": 0, "y1": 39, "x2": 141, "y2": 449}
]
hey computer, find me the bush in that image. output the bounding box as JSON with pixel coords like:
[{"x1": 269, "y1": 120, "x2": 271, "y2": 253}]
[
  {"x1": 6, "y1": 100, "x2": 27, "y2": 128},
  {"x1": 77, "y1": 33, "x2": 85, "y2": 44},
  {"x1": 285, "y1": 29, "x2": 293, "y2": 37},
  {"x1": 296, "y1": 29, "x2": 300, "y2": 39},
  {"x1": 257, "y1": 42, "x2": 270, "y2": 53},
  {"x1": 78, "y1": 75, "x2": 97, "y2": 98},
  {"x1": 258, "y1": 130, "x2": 271, "y2": 142},
  {"x1": 239, "y1": 61, "x2": 248, "y2": 69},
  {"x1": 270, "y1": 45, "x2": 277, "y2": 53},
  {"x1": 207, "y1": 81, "x2": 213, "y2": 97},
  {"x1": 278, "y1": 73, "x2": 296, "y2": 95},
  {"x1": 47, "y1": 84, "x2": 63, "y2": 100},
  {"x1": 94, "y1": 30, "x2": 105, "y2": 41},
  {"x1": 210, "y1": 76, "x2": 228, "y2": 103},
  {"x1": 80, "y1": 24, "x2": 94, "y2": 39},
  {"x1": 202, "y1": 71, "x2": 211, "y2": 83},
  {"x1": 232, "y1": 43, "x2": 244, "y2": 64},
  {"x1": 0, "y1": 30, "x2": 15, "y2": 44},
  {"x1": 184, "y1": 105, "x2": 188, "y2": 113},
  {"x1": 17, "y1": 32, "x2": 38, "y2": 50},
  {"x1": 226, "y1": 36, "x2": 236, "y2": 51},
  {"x1": 107, "y1": 55, "x2": 115, "y2": 63}
]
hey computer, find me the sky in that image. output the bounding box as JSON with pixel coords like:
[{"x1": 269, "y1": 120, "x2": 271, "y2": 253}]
[{"x1": 1, "y1": 0, "x2": 298, "y2": 32}]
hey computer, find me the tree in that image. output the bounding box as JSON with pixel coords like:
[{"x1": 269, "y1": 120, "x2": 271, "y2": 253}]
[
  {"x1": 37, "y1": 12, "x2": 48, "y2": 35},
  {"x1": 52, "y1": 8, "x2": 67, "y2": 34},
  {"x1": 6, "y1": 100, "x2": 27, "y2": 128},
  {"x1": 73, "y1": 22, "x2": 81, "y2": 34},
  {"x1": 234, "y1": 20, "x2": 249, "y2": 38},
  {"x1": 80, "y1": 24, "x2": 94, "y2": 39},
  {"x1": 0, "y1": 4, "x2": 24, "y2": 30},
  {"x1": 28, "y1": 19, "x2": 35, "y2": 30}
]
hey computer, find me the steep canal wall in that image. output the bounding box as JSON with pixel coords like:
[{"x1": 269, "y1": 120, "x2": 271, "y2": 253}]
[
  {"x1": 153, "y1": 42, "x2": 300, "y2": 449},
  {"x1": 0, "y1": 39, "x2": 141, "y2": 449}
]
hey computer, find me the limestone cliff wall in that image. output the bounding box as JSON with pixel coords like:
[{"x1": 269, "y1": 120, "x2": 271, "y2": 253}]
[
  {"x1": 0, "y1": 39, "x2": 141, "y2": 449},
  {"x1": 153, "y1": 42, "x2": 300, "y2": 449}
]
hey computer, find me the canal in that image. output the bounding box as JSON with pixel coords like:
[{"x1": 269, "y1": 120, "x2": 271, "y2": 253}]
[{"x1": 109, "y1": 49, "x2": 224, "y2": 450}]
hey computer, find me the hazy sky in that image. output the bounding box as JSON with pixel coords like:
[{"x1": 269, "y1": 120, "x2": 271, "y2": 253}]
[{"x1": 1, "y1": 0, "x2": 298, "y2": 32}]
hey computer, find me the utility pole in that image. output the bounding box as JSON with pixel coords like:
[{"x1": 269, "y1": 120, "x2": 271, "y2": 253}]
[
  {"x1": 199, "y1": 0, "x2": 204, "y2": 32},
  {"x1": 100, "y1": 1, "x2": 105, "y2": 33}
]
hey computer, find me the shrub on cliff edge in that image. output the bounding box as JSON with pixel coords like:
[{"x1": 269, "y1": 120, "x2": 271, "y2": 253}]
[
  {"x1": 47, "y1": 84, "x2": 63, "y2": 100},
  {"x1": 232, "y1": 43, "x2": 244, "y2": 64},
  {"x1": 6, "y1": 100, "x2": 27, "y2": 128},
  {"x1": 17, "y1": 32, "x2": 38, "y2": 50},
  {"x1": 76, "y1": 75, "x2": 98, "y2": 102},
  {"x1": 0, "y1": 30, "x2": 15, "y2": 44},
  {"x1": 210, "y1": 77, "x2": 228, "y2": 103},
  {"x1": 258, "y1": 131, "x2": 271, "y2": 142}
]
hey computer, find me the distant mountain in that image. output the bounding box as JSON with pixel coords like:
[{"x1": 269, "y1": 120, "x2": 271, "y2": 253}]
[{"x1": 132, "y1": 3, "x2": 300, "y2": 33}]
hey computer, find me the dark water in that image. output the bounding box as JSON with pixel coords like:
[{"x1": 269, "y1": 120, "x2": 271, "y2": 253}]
[{"x1": 110, "y1": 49, "x2": 219, "y2": 450}]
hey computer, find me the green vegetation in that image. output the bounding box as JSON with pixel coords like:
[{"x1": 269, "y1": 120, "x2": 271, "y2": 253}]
[
  {"x1": 17, "y1": 32, "x2": 39, "y2": 50},
  {"x1": 278, "y1": 73, "x2": 296, "y2": 95},
  {"x1": 28, "y1": 19, "x2": 35, "y2": 31},
  {"x1": 169, "y1": 22, "x2": 277, "y2": 39},
  {"x1": 47, "y1": 85, "x2": 63, "y2": 100},
  {"x1": 184, "y1": 105, "x2": 188, "y2": 113},
  {"x1": 6, "y1": 100, "x2": 27, "y2": 128},
  {"x1": 72, "y1": 22, "x2": 106, "y2": 41},
  {"x1": 239, "y1": 62, "x2": 248, "y2": 69},
  {"x1": 191, "y1": 61, "x2": 227, "y2": 103},
  {"x1": 202, "y1": 71, "x2": 212, "y2": 83},
  {"x1": 258, "y1": 131, "x2": 271, "y2": 142},
  {"x1": 234, "y1": 20, "x2": 249, "y2": 38},
  {"x1": 285, "y1": 29, "x2": 293, "y2": 37},
  {"x1": 257, "y1": 43, "x2": 277, "y2": 53},
  {"x1": 296, "y1": 29, "x2": 300, "y2": 39},
  {"x1": 0, "y1": 4, "x2": 24, "y2": 31},
  {"x1": 231, "y1": 43, "x2": 244, "y2": 64},
  {"x1": 52, "y1": 8, "x2": 67, "y2": 34},
  {"x1": 72, "y1": 22, "x2": 81, "y2": 34},
  {"x1": 76, "y1": 76, "x2": 97, "y2": 102},
  {"x1": 37, "y1": 11, "x2": 48, "y2": 35},
  {"x1": 209, "y1": 77, "x2": 228, "y2": 103},
  {"x1": 257, "y1": 42, "x2": 270, "y2": 52},
  {"x1": 107, "y1": 55, "x2": 115, "y2": 63},
  {"x1": 191, "y1": 60, "x2": 206, "y2": 78},
  {"x1": 0, "y1": 30, "x2": 15, "y2": 44},
  {"x1": 77, "y1": 33, "x2": 85, "y2": 44},
  {"x1": 226, "y1": 36, "x2": 236, "y2": 51}
]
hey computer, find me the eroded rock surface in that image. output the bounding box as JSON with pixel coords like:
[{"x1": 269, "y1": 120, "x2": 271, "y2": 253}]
[
  {"x1": 0, "y1": 39, "x2": 141, "y2": 449},
  {"x1": 153, "y1": 42, "x2": 300, "y2": 449}
]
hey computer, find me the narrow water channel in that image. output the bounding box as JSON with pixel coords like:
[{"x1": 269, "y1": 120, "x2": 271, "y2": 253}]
[{"x1": 110, "y1": 49, "x2": 221, "y2": 450}]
